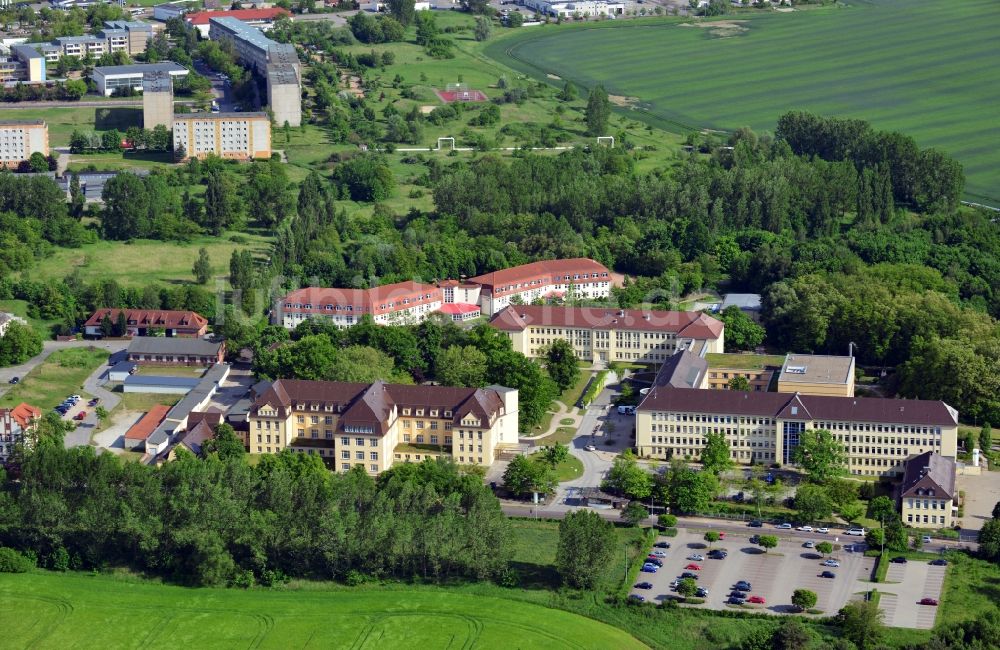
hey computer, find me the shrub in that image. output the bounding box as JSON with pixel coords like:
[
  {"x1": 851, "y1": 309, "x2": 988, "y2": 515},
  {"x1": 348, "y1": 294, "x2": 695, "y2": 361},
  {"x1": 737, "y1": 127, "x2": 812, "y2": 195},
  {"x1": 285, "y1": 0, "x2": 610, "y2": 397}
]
[
  {"x1": 658, "y1": 514, "x2": 677, "y2": 528},
  {"x1": 0, "y1": 547, "x2": 34, "y2": 573}
]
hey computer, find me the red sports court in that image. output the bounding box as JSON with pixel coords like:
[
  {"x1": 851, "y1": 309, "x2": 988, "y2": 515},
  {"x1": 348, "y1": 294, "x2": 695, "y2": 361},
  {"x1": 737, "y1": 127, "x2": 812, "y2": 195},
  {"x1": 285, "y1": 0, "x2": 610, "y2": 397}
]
[{"x1": 435, "y1": 83, "x2": 488, "y2": 103}]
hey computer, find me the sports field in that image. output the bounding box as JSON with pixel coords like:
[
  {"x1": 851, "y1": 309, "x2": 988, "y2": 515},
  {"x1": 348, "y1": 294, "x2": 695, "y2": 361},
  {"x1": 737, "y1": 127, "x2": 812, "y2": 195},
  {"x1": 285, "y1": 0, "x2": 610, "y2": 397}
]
[
  {"x1": 0, "y1": 572, "x2": 646, "y2": 650},
  {"x1": 487, "y1": 0, "x2": 1000, "y2": 205}
]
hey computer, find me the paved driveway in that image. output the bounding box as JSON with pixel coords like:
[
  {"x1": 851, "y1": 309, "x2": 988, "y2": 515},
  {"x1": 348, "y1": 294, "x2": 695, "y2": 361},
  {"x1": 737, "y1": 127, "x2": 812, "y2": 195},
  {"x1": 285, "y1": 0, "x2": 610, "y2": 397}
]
[{"x1": 959, "y1": 470, "x2": 1000, "y2": 531}]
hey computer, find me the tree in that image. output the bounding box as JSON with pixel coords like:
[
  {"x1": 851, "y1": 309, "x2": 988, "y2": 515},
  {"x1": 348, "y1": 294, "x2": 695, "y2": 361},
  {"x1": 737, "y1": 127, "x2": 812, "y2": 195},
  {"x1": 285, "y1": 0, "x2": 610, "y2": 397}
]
[
  {"x1": 793, "y1": 429, "x2": 847, "y2": 483},
  {"x1": 993, "y1": 500, "x2": 1000, "y2": 520},
  {"x1": 701, "y1": 431, "x2": 734, "y2": 475},
  {"x1": 414, "y1": 10, "x2": 439, "y2": 45},
  {"x1": 63, "y1": 78, "x2": 87, "y2": 100},
  {"x1": 704, "y1": 531, "x2": 720, "y2": 547},
  {"x1": 386, "y1": 0, "x2": 415, "y2": 25},
  {"x1": 502, "y1": 454, "x2": 554, "y2": 497},
  {"x1": 585, "y1": 84, "x2": 610, "y2": 136},
  {"x1": 815, "y1": 541, "x2": 833, "y2": 557},
  {"x1": 981, "y1": 422, "x2": 993, "y2": 453},
  {"x1": 604, "y1": 449, "x2": 651, "y2": 499},
  {"x1": 101, "y1": 172, "x2": 150, "y2": 240},
  {"x1": 0, "y1": 321, "x2": 43, "y2": 367},
  {"x1": 771, "y1": 619, "x2": 812, "y2": 650},
  {"x1": 757, "y1": 535, "x2": 778, "y2": 553},
  {"x1": 791, "y1": 588, "x2": 817, "y2": 612},
  {"x1": 192, "y1": 247, "x2": 212, "y2": 284},
  {"x1": 865, "y1": 527, "x2": 885, "y2": 550},
  {"x1": 884, "y1": 520, "x2": 908, "y2": 552},
  {"x1": 964, "y1": 429, "x2": 977, "y2": 453},
  {"x1": 978, "y1": 518, "x2": 1000, "y2": 563},
  {"x1": 539, "y1": 443, "x2": 569, "y2": 468},
  {"x1": 202, "y1": 423, "x2": 246, "y2": 460},
  {"x1": 543, "y1": 339, "x2": 580, "y2": 392},
  {"x1": 94, "y1": 406, "x2": 109, "y2": 426},
  {"x1": 473, "y1": 15, "x2": 492, "y2": 42},
  {"x1": 794, "y1": 484, "x2": 834, "y2": 523},
  {"x1": 558, "y1": 81, "x2": 577, "y2": 102},
  {"x1": 69, "y1": 173, "x2": 85, "y2": 218},
  {"x1": 839, "y1": 501, "x2": 865, "y2": 524},
  {"x1": 666, "y1": 463, "x2": 719, "y2": 515},
  {"x1": 203, "y1": 169, "x2": 240, "y2": 235},
  {"x1": 866, "y1": 496, "x2": 897, "y2": 524},
  {"x1": 556, "y1": 510, "x2": 616, "y2": 589},
  {"x1": 677, "y1": 577, "x2": 698, "y2": 598},
  {"x1": 657, "y1": 514, "x2": 677, "y2": 529},
  {"x1": 837, "y1": 600, "x2": 885, "y2": 650},
  {"x1": 28, "y1": 151, "x2": 49, "y2": 173},
  {"x1": 100, "y1": 313, "x2": 114, "y2": 338},
  {"x1": 719, "y1": 305, "x2": 766, "y2": 351},
  {"x1": 728, "y1": 375, "x2": 750, "y2": 391},
  {"x1": 622, "y1": 501, "x2": 649, "y2": 527}
]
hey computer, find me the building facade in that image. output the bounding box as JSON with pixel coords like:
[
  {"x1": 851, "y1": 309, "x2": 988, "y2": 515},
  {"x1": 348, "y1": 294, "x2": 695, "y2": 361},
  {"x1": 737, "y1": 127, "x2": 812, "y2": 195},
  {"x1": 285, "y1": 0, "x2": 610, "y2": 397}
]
[
  {"x1": 469, "y1": 258, "x2": 612, "y2": 316},
  {"x1": 636, "y1": 387, "x2": 959, "y2": 477},
  {"x1": 84, "y1": 308, "x2": 208, "y2": 337},
  {"x1": 172, "y1": 112, "x2": 272, "y2": 160},
  {"x1": 187, "y1": 8, "x2": 290, "y2": 37},
  {"x1": 92, "y1": 61, "x2": 187, "y2": 96},
  {"x1": 0, "y1": 45, "x2": 46, "y2": 83},
  {"x1": 490, "y1": 305, "x2": 725, "y2": 364},
  {"x1": 0, "y1": 120, "x2": 48, "y2": 168},
  {"x1": 279, "y1": 281, "x2": 443, "y2": 329},
  {"x1": 126, "y1": 337, "x2": 225, "y2": 366},
  {"x1": 142, "y1": 71, "x2": 173, "y2": 130},
  {"x1": 248, "y1": 379, "x2": 519, "y2": 473},
  {"x1": 898, "y1": 451, "x2": 956, "y2": 529}
]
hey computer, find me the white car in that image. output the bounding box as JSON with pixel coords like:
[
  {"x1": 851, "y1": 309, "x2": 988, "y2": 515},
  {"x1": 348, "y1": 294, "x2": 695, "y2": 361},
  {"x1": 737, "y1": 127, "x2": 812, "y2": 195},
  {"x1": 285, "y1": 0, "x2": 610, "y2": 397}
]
[
  {"x1": 585, "y1": 444, "x2": 597, "y2": 451},
  {"x1": 845, "y1": 528, "x2": 867, "y2": 536},
  {"x1": 776, "y1": 523, "x2": 792, "y2": 530},
  {"x1": 922, "y1": 535, "x2": 932, "y2": 544},
  {"x1": 822, "y1": 559, "x2": 841, "y2": 567},
  {"x1": 687, "y1": 554, "x2": 704, "y2": 561},
  {"x1": 797, "y1": 525, "x2": 814, "y2": 532},
  {"x1": 816, "y1": 527, "x2": 830, "y2": 534},
  {"x1": 651, "y1": 551, "x2": 667, "y2": 558}
]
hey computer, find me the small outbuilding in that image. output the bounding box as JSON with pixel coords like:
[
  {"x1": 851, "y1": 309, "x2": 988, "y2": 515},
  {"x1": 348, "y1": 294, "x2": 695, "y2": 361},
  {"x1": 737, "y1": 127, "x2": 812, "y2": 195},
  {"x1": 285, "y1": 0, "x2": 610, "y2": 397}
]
[
  {"x1": 108, "y1": 361, "x2": 137, "y2": 382},
  {"x1": 123, "y1": 375, "x2": 201, "y2": 394}
]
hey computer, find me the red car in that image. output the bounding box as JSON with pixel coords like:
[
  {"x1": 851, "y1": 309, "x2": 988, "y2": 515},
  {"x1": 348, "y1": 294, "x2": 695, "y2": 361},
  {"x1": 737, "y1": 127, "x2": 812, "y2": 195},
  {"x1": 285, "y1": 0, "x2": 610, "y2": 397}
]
[
  {"x1": 717, "y1": 532, "x2": 726, "y2": 539},
  {"x1": 748, "y1": 595, "x2": 766, "y2": 604},
  {"x1": 74, "y1": 411, "x2": 86, "y2": 421},
  {"x1": 918, "y1": 598, "x2": 939, "y2": 606},
  {"x1": 684, "y1": 563, "x2": 702, "y2": 571}
]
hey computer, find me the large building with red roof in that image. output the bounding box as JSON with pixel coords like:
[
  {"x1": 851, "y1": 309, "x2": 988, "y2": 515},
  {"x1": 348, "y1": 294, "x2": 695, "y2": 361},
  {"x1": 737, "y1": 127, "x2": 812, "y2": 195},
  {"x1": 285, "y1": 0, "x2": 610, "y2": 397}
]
[
  {"x1": 469, "y1": 258, "x2": 612, "y2": 316},
  {"x1": 636, "y1": 387, "x2": 959, "y2": 478},
  {"x1": 0, "y1": 402, "x2": 40, "y2": 462},
  {"x1": 489, "y1": 305, "x2": 725, "y2": 364},
  {"x1": 185, "y1": 8, "x2": 290, "y2": 36},
  {"x1": 278, "y1": 281, "x2": 443, "y2": 329},
  {"x1": 84, "y1": 309, "x2": 208, "y2": 338}
]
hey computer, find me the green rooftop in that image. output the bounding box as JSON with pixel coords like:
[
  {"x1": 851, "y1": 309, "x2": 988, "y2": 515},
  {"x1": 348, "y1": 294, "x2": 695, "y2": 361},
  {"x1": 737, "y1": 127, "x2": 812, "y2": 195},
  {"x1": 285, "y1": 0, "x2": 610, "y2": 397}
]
[{"x1": 705, "y1": 353, "x2": 786, "y2": 370}]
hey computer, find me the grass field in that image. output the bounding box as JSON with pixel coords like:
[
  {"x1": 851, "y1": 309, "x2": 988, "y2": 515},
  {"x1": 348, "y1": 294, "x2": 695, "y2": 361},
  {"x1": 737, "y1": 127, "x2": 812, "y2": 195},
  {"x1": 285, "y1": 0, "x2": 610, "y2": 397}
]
[
  {"x1": 705, "y1": 353, "x2": 786, "y2": 369},
  {"x1": 486, "y1": 0, "x2": 1000, "y2": 205},
  {"x1": 0, "y1": 105, "x2": 142, "y2": 148},
  {"x1": 0, "y1": 571, "x2": 646, "y2": 650},
  {"x1": 0, "y1": 347, "x2": 106, "y2": 409}
]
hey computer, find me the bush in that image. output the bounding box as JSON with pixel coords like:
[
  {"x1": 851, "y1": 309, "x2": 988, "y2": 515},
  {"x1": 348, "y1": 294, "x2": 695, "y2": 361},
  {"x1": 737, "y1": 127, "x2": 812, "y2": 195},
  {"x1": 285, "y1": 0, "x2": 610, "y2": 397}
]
[
  {"x1": 0, "y1": 547, "x2": 34, "y2": 573},
  {"x1": 658, "y1": 514, "x2": 677, "y2": 528}
]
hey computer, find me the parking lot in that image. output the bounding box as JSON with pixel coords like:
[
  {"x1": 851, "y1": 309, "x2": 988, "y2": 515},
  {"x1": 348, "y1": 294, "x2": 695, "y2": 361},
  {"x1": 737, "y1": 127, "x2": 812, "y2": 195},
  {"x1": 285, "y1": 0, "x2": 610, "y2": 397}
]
[{"x1": 630, "y1": 528, "x2": 944, "y2": 626}]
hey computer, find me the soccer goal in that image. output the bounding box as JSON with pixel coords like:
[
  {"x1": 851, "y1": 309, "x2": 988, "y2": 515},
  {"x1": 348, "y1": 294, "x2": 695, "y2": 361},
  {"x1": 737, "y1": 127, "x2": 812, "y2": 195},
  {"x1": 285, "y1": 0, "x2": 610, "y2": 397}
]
[
  {"x1": 436, "y1": 137, "x2": 455, "y2": 151},
  {"x1": 596, "y1": 136, "x2": 615, "y2": 148},
  {"x1": 446, "y1": 82, "x2": 469, "y2": 93}
]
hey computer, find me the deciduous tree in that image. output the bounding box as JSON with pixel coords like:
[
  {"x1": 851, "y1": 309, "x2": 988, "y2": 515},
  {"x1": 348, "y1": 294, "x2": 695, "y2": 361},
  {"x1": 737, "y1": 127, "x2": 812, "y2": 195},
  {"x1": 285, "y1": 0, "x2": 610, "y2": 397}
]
[
  {"x1": 793, "y1": 429, "x2": 847, "y2": 483},
  {"x1": 192, "y1": 247, "x2": 212, "y2": 284},
  {"x1": 791, "y1": 588, "x2": 817, "y2": 612},
  {"x1": 837, "y1": 600, "x2": 885, "y2": 650},
  {"x1": 556, "y1": 510, "x2": 615, "y2": 589},
  {"x1": 701, "y1": 431, "x2": 733, "y2": 475},
  {"x1": 585, "y1": 84, "x2": 610, "y2": 136},
  {"x1": 543, "y1": 338, "x2": 580, "y2": 392}
]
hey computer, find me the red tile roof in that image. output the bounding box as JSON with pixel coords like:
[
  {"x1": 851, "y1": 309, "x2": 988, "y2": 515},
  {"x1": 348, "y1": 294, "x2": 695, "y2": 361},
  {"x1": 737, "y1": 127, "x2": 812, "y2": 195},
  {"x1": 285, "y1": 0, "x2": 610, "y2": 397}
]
[
  {"x1": 469, "y1": 258, "x2": 610, "y2": 296},
  {"x1": 125, "y1": 405, "x2": 171, "y2": 441},
  {"x1": 85, "y1": 309, "x2": 208, "y2": 331},
  {"x1": 186, "y1": 8, "x2": 290, "y2": 24},
  {"x1": 10, "y1": 402, "x2": 41, "y2": 429},
  {"x1": 637, "y1": 387, "x2": 958, "y2": 426},
  {"x1": 281, "y1": 281, "x2": 441, "y2": 317},
  {"x1": 438, "y1": 303, "x2": 480, "y2": 315},
  {"x1": 488, "y1": 305, "x2": 725, "y2": 340}
]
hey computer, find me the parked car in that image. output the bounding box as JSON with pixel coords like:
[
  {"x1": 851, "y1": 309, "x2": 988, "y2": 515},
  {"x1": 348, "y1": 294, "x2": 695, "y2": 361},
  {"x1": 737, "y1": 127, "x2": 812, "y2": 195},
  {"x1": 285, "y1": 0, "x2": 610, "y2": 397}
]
[
  {"x1": 748, "y1": 520, "x2": 763, "y2": 528},
  {"x1": 634, "y1": 582, "x2": 653, "y2": 590},
  {"x1": 891, "y1": 556, "x2": 908, "y2": 564},
  {"x1": 820, "y1": 571, "x2": 836, "y2": 579},
  {"x1": 88, "y1": 398, "x2": 99, "y2": 407},
  {"x1": 918, "y1": 598, "x2": 939, "y2": 606},
  {"x1": 585, "y1": 444, "x2": 597, "y2": 451},
  {"x1": 748, "y1": 595, "x2": 766, "y2": 604},
  {"x1": 640, "y1": 565, "x2": 658, "y2": 573},
  {"x1": 845, "y1": 527, "x2": 867, "y2": 536},
  {"x1": 922, "y1": 535, "x2": 932, "y2": 544},
  {"x1": 680, "y1": 572, "x2": 699, "y2": 580},
  {"x1": 816, "y1": 527, "x2": 830, "y2": 534},
  {"x1": 8, "y1": 376, "x2": 18, "y2": 384},
  {"x1": 734, "y1": 581, "x2": 751, "y2": 591},
  {"x1": 695, "y1": 587, "x2": 709, "y2": 597},
  {"x1": 822, "y1": 559, "x2": 841, "y2": 567},
  {"x1": 651, "y1": 551, "x2": 667, "y2": 558},
  {"x1": 645, "y1": 558, "x2": 663, "y2": 567},
  {"x1": 717, "y1": 531, "x2": 726, "y2": 539},
  {"x1": 797, "y1": 525, "x2": 814, "y2": 532},
  {"x1": 727, "y1": 596, "x2": 745, "y2": 605},
  {"x1": 929, "y1": 559, "x2": 949, "y2": 566},
  {"x1": 628, "y1": 594, "x2": 645, "y2": 602},
  {"x1": 707, "y1": 550, "x2": 728, "y2": 559},
  {"x1": 749, "y1": 535, "x2": 760, "y2": 544},
  {"x1": 73, "y1": 411, "x2": 86, "y2": 421},
  {"x1": 776, "y1": 523, "x2": 793, "y2": 529},
  {"x1": 70, "y1": 394, "x2": 81, "y2": 400},
  {"x1": 803, "y1": 541, "x2": 815, "y2": 548},
  {"x1": 687, "y1": 554, "x2": 704, "y2": 561},
  {"x1": 653, "y1": 542, "x2": 671, "y2": 549},
  {"x1": 684, "y1": 563, "x2": 702, "y2": 571}
]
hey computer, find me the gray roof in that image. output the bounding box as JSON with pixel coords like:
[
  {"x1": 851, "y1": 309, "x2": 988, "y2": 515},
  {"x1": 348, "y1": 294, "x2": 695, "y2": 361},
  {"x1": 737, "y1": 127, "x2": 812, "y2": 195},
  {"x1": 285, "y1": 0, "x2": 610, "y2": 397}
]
[
  {"x1": 654, "y1": 350, "x2": 708, "y2": 389},
  {"x1": 104, "y1": 20, "x2": 155, "y2": 31},
  {"x1": 127, "y1": 336, "x2": 223, "y2": 357},
  {"x1": 11, "y1": 44, "x2": 44, "y2": 60},
  {"x1": 900, "y1": 452, "x2": 956, "y2": 501},
  {"x1": 721, "y1": 293, "x2": 762, "y2": 311},
  {"x1": 124, "y1": 375, "x2": 202, "y2": 389},
  {"x1": 779, "y1": 354, "x2": 855, "y2": 386},
  {"x1": 55, "y1": 35, "x2": 104, "y2": 44},
  {"x1": 147, "y1": 363, "x2": 229, "y2": 447},
  {"x1": 109, "y1": 360, "x2": 137, "y2": 374},
  {"x1": 210, "y1": 16, "x2": 275, "y2": 52},
  {"x1": 142, "y1": 71, "x2": 172, "y2": 92},
  {"x1": 93, "y1": 62, "x2": 187, "y2": 77},
  {"x1": 173, "y1": 112, "x2": 268, "y2": 120},
  {"x1": 0, "y1": 119, "x2": 45, "y2": 126},
  {"x1": 267, "y1": 63, "x2": 298, "y2": 85}
]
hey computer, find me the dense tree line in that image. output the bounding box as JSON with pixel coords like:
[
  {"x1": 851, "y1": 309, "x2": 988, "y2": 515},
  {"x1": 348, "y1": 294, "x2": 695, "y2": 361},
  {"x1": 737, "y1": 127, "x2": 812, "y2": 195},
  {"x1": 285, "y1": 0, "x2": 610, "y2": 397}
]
[{"x1": 0, "y1": 444, "x2": 510, "y2": 587}]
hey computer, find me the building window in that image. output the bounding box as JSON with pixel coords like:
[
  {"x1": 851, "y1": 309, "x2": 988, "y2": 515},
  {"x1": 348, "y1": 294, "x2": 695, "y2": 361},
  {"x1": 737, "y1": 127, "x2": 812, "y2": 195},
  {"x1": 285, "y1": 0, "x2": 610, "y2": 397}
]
[
  {"x1": 355, "y1": 451, "x2": 364, "y2": 460},
  {"x1": 370, "y1": 464, "x2": 378, "y2": 472}
]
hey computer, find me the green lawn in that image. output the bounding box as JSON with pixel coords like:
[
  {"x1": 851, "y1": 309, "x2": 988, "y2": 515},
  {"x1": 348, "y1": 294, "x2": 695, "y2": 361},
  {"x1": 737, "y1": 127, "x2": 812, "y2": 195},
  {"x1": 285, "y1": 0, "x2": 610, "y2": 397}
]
[
  {"x1": 0, "y1": 105, "x2": 142, "y2": 148},
  {"x1": 0, "y1": 347, "x2": 107, "y2": 409},
  {"x1": 0, "y1": 299, "x2": 62, "y2": 335},
  {"x1": 528, "y1": 449, "x2": 584, "y2": 482},
  {"x1": 486, "y1": 0, "x2": 1000, "y2": 205},
  {"x1": 25, "y1": 232, "x2": 272, "y2": 288},
  {"x1": 705, "y1": 353, "x2": 786, "y2": 369},
  {"x1": 115, "y1": 391, "x2": 181, "y2": 414},
  {"x1": 938, "y1": 551, "x2": 1000, "y2": 628},
  {"x1": 0, "y1": 571, "x2": 646, "y2": 650}
]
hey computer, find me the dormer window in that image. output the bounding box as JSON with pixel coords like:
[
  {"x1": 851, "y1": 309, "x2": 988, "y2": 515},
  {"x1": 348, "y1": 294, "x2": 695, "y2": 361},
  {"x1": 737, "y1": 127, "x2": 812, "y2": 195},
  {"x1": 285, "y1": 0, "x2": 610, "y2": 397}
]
[
  {"x1": 402, "y1": 408, "x2": 410, "y2": 415},
  {"x1": 430, "y1": 410, "x2": 438, "y2": 417},
  {"x1": 416, "y1": 410, "x2": 424, "y2": 417},
  {"x1": 444, "y1": 410, "x2": 452, "y2": 418}
]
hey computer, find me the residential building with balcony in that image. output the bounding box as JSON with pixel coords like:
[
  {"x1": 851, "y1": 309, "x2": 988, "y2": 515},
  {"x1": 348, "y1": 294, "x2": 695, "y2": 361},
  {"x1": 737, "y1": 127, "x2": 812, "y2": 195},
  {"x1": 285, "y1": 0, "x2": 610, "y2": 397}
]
[
  {"x1": 489, "y1": 305, "x2": 725, "y2": 364},
  {"x1": 248, "y1": 379, "x2": 519, "y2": 473},
  {"x1": 172, "y1": 112, "x2": 271, "y2": 160},
  {"x1": 636, "y1": 387, "x2": 958, "y2": 477}
]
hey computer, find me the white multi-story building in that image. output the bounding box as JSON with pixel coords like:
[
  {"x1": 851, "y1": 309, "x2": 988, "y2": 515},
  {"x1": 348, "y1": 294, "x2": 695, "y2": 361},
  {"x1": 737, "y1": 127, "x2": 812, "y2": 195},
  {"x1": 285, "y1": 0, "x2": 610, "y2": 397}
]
[
  {"x1": 92, "y1": 61, "x2": 187, "y2": 96},
  {"x1": 520, "y1": 0, "x2": 626, "y2": 17},
  {"x1": 279, "y1": 281, "x2": 444, "y2": 329},
  {"x1": 0, "y1": 120, "x2": 48, "y2": 168},
  {"x1": 172, "y1": 112, "x2": 272, "y2": 160},
  {"x1": 469, "y1": 258, "x2": 612, "y2": 316}
]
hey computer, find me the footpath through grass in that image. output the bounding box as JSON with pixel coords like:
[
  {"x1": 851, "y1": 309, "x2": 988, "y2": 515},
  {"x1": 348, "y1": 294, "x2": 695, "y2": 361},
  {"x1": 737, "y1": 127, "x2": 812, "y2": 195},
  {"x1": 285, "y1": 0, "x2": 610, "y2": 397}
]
[
  {"x1": 486, "y1": 0, "x2": 1000, "y2": 205},
  {"x1": 0, "y1": 347, "x2": 106, "y2": 409}
]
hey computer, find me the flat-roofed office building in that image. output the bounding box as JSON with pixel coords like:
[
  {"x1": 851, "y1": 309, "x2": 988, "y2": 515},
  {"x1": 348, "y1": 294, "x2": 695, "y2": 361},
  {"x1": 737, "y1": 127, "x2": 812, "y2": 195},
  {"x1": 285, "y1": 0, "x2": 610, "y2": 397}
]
[{"x1": 777, "y1": 353, "x2": 856, "y2": 397}]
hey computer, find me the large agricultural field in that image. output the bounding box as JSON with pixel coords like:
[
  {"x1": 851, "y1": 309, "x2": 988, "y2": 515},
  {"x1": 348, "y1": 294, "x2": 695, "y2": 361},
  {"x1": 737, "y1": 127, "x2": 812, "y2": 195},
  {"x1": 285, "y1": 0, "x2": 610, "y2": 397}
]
[
  {"x1": 486, "y1": 0, "x2": 1000, "y2": 205},
  {"x1": 0, "y1": 572, "x2": 646, "y2": 650}
]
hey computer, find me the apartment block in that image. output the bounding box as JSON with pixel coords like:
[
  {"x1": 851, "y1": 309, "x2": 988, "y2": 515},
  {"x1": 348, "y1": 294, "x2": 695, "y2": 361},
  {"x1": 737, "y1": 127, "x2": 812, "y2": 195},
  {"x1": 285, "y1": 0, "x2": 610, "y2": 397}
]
[
  {"x1": 26, "y1": 21, "x2": 153, "y2": 64},
  {"x1": 279, "y1": 281, "x2": 443, "y2": 329},
  {"x1": 636, "y1": 387, "x2": 958, "y2": 477},
  {"x1": 172, "y1": 112, "x2": 272, "y2": 160},
  {"x1": 0, "y1": 45, "x2": 46, "y2": 83},
  {"x1": 470, "y1": 258, "x2": 612, "y2": 316},
  {"x1": 490, "y1": 305, "x2": 725, "y2": 364},
  {"x1": 187, "y1": 7, "x2": 290, "y2": 37},
  {"x1": 103, "y1": 20, "x2": 155, "y2": 56},
  {"x1": 249, "y1": 379, "x2": 519, "y2": 473},
  {"x1": 898, "y1": 451, "x2": 956, "y2": 529},
  {"x1": 0, "y1": 120, "x2": 49, "y2": 168}
]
